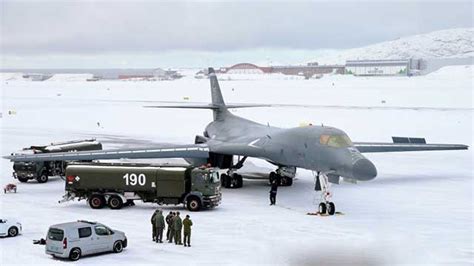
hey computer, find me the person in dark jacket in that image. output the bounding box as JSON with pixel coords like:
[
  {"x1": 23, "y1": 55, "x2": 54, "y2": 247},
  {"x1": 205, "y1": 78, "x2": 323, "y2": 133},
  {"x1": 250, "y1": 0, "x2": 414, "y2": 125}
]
[
  {"x1": 150, "y1": 209, "x2": 159, "y2": 241},
  {"x1": 269, "y1": 180, "x2": 278, "y2": 205},
  {"x1": 165, "y1": 211, "x2": 174, "y2": 242},
  {"x1": 183, "y1": 215, "x2": 193, "y2": 247}
]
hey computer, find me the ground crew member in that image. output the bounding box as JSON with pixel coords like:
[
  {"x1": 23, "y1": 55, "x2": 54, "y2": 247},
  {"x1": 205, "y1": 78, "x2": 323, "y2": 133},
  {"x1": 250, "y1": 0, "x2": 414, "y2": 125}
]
[
  {"x1": 154, "y1": 210, "x2": 165, "y2": 243},
  {"x1": 183, "y1": 215, "x2": 193, "y2": 247},
  {"x1": 173, "y1": 211, "x2": 183, "y2": 245},
  {"x1": 150, "y1": 209, "x2": 159, "y2": 241},
  {"x1": 269, "y1": 180, "x2": 278, "y2": 205},
  {"x1": 165, "y1": 211, "x2": 174, "y2": 242}
]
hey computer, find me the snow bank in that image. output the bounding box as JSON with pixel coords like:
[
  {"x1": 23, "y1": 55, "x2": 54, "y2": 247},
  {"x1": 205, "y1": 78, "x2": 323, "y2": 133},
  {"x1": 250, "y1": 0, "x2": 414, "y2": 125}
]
[
  {"x1": 46, "y1": 73, "x2": 94, "y2": 82},
  {"x1": 426, "y1": 64, "x2": 474, "y2": 79},
  {"x1": 0, "y1": 72, "x2": 29, "y2": 81},
  {"x1": 317, "y1": 28, "x2": 474, "y2": 64}
]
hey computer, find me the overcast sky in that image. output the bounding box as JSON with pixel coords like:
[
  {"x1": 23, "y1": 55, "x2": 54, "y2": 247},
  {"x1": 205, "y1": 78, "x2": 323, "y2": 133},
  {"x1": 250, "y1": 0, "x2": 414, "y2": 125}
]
[{"x1": 1, "y1": 0, "x2": 472, "y2": 68}]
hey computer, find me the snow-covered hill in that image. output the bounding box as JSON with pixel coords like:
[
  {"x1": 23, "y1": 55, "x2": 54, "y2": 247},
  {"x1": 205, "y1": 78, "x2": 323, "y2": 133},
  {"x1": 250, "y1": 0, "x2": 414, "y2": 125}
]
[{"x1": 318, "y1": 28, "x2": 474, "y2": 64}]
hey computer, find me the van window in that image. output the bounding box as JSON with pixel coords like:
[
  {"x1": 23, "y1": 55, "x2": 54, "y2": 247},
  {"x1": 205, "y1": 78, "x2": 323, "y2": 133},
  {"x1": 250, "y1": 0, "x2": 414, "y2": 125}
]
[
  {"x1": 94, "y1": 225, "x2": 110, "y2": 236},
  {"x1": 48, "y1": 228, "x2": 64, "y2": 241},
  {"x1": 78, "y1": 227, "x2": 92, "y2": 238}
]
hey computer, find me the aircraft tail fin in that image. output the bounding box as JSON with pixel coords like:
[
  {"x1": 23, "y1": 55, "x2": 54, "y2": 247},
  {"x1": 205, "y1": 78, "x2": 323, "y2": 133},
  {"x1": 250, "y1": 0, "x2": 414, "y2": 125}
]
[{"x1": 208, "y1": 67, "x2": 229, "y2": 121}]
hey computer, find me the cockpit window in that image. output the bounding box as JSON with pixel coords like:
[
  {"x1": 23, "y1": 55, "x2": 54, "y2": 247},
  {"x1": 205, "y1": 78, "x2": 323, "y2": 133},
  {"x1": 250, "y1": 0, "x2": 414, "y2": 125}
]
[{"x1": 320, "y1": 134, "x2": 353, "y2": 148}]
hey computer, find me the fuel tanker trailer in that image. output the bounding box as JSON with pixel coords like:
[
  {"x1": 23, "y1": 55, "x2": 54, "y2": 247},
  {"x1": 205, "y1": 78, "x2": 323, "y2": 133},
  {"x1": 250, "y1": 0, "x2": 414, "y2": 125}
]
[{"x1": 61, "y1": 162, "x2": 222, "y2": 211}]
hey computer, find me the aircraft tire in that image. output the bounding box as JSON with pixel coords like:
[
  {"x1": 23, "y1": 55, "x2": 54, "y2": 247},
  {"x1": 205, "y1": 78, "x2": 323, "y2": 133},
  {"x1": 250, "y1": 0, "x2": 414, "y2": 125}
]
[
  {"x1": 318, "y1": 202, "x2": 327, "y2": 214},
  {"x1": 221, "y1": 174, "x2": 229, "y2": 188},
  {"x1": 327, "y1": 202, "x2": 336, "y2": 215},
  {"x1": 235, "y1": 174, "x2": 243, "y2": 188},
  {"x1": 269, "y1": 172, "x2": 277, "y2": 184}
]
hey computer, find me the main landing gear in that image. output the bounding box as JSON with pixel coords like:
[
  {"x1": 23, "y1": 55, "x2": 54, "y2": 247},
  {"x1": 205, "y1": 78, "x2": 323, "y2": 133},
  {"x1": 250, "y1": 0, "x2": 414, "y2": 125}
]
[
  {"x1": 221, "y1": 156, "x2": 247, "y2": 189},
  {"x1": 269, "y1": 166, "x2": 296, "y2": 186},
  {"x1": 315, "y1": 172, "x2": 336, "y2": 216}
]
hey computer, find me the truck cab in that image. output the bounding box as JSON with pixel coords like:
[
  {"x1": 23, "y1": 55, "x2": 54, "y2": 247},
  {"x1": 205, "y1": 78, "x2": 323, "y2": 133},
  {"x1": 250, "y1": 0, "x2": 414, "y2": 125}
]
[{"x1": 186, "y1": 168, "x2": 221, "y2": 211}]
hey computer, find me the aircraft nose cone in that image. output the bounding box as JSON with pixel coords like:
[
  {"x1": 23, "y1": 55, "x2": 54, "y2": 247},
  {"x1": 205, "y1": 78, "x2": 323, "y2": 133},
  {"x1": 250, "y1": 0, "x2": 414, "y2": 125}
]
[{"x1": 352, "y1": 158, "x2": 377, "y2": 180}]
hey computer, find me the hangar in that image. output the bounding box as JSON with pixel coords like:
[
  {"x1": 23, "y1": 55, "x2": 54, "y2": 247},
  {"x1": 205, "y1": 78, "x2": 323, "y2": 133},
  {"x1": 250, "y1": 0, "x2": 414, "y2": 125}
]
[{"x1": 345, "y1": 59, "x2": 410, "y2": 76}]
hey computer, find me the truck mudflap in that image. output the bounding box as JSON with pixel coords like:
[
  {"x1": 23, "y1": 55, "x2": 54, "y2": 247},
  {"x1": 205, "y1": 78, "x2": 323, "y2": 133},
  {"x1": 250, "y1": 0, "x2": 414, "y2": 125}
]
[{"x1": 202, "y1": 193, "x2": 222, "y2": 208}]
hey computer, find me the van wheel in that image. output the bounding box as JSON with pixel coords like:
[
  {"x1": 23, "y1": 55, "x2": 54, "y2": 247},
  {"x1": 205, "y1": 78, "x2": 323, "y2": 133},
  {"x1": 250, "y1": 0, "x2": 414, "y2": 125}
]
[
  {"x1": 69, "y1": 248, "x2": 81, "y2": 261},
  {"x1": 187, "y1": 197, "x2": 202, "y2": 211},
  {"x1": 37, "y1": 173, "x2": 48, "y2": 183},
  {"x1": 89, "y1": 194, "x2": 105, "y2": 209},
  {"x1": 18, "y1": 177, "x2": 29, "y2": 183},
  {"x1": 8, "y1": 226, "x2": 18, "y2": 237},
  {"x1": 113, "y1": 240, "x2": 124, "y2": 253},
  {"x1": 108, "y1": 195, "x2": 124, "y2": 209}
]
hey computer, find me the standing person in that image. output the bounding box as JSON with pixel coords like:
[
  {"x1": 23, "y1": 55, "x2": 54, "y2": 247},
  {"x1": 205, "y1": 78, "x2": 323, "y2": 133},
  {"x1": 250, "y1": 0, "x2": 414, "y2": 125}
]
[
  {"x1": 173, "y1": 212, "x2": 183, "y2": 245},
  {"x1": 168, "y1": 212, "x2": 175, "y2": 243},
  {"x1": 150, "y1": 209, "x2": 159, "y2": 241},
  {"x1": 183, "y1": 215, "x2": 193, "y2": 247},
  {"x1": 154, "y1": 210, "x2": 165, "y2": 243},
  {"x1": 165, "y1": 211, "x2": 174, "y2": 242},
  {"x1": 269, "y1": 180, "x2": 278, "y2": 205}
]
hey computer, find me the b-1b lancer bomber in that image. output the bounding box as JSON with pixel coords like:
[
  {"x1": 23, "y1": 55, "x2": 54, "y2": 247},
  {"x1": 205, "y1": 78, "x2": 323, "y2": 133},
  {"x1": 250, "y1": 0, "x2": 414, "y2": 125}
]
[{"x1": 5, "y1": 68, "x2": 468, "y2": 215}]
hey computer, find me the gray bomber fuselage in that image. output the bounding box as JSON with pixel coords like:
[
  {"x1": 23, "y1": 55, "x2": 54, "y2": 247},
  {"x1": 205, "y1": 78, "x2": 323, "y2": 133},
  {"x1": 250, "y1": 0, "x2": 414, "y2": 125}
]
[{"x1": 205, "y1": 110, "x2": 377, "y2": 181}]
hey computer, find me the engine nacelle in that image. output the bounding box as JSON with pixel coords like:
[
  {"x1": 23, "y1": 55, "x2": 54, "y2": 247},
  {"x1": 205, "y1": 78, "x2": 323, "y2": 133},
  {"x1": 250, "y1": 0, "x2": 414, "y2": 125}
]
[{"x1": 195, "y1": 135, "x2": 208, "y2": 144}]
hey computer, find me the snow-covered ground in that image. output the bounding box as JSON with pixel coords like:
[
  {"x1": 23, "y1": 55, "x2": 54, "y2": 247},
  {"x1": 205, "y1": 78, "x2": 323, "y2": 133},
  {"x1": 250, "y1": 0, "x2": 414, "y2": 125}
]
[
  {"x1": 317, "y1": 28, "x2": 474, "y2": 64},
  {"x1": 0, "y1": 66, "x2": 472, "y2": 265}
]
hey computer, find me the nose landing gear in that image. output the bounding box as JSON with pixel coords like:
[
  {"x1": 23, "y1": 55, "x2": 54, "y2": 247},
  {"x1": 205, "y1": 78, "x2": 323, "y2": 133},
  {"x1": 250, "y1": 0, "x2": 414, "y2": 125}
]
[{"x1": 314, "y1": 172, "x2": 336, "y2": 216}]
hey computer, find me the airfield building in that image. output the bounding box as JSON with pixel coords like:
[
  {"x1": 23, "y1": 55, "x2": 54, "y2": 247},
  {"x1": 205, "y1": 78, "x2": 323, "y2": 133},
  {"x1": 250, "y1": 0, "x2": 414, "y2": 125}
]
[
  {"x1": 216, "y1": 63, "x2": 344, "y2": 78},
  {"x1": 345, "y1": 59, "x2": 423, "y2": 76}
]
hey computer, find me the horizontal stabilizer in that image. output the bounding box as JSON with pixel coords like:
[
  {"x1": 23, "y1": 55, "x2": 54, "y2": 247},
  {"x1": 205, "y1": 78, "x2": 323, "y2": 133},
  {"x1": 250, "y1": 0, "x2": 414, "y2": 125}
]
[{"x1": 144, "y1": 103, "x2": 272, "y2": 109}]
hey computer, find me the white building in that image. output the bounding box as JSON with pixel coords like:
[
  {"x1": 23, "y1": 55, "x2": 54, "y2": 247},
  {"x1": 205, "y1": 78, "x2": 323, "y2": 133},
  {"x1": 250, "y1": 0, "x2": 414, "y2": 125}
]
[{"x1": 345, "y1": 59, "x2": 410, "y2": 76}]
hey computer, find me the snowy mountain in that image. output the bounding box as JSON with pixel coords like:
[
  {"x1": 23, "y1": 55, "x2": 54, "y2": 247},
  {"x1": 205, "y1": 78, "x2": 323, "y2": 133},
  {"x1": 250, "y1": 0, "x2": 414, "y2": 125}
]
[{"x1": 317, "y1": 28, "x2": 474, "y2": 64}]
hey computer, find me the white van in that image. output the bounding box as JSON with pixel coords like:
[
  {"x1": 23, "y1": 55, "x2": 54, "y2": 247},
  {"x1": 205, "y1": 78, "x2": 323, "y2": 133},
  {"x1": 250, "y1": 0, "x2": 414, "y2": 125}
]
[{"x1": 45, "y1": 220, "x2": 127, "y2": 261}]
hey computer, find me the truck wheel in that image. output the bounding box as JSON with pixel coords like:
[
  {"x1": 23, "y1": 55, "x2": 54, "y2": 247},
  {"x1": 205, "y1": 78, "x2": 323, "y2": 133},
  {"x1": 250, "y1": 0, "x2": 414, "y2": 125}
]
[
  {"x1": 186, "y1": 197, "x2": 202, "y2": 211},
  {"x1": 69, "y1": 248, "x2": 81, "y2": 261},
  {"x1": 17, "y1": 177, "x2": 29, "y2": 183},
  {"x1": 113, "y1": 240, "x2": 124, "y2": 253},
  {"x1": 89, "y1": 194, "x2": 106, "y2": 209},
  {"x1": 108, "y1": 195, "x2": 124, "y2": 210},
  {"x1": 36, "y1": 174, "x2": 48, "y2": 183},
  {"x1": 8, "y1": 226, "x2": 18, "y2": 237}
]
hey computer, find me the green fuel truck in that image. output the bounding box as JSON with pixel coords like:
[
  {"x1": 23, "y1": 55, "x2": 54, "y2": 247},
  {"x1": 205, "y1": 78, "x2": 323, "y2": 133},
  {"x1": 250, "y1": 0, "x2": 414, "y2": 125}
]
[{"x1": 61, "y1": 162, "x2": 222, "y2": 211}]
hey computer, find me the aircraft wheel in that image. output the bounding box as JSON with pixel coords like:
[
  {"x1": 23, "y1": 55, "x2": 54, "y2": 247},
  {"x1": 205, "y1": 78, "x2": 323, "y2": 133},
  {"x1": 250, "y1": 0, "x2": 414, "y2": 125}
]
[
  {"x1": 280, "y1": 176, "x2": 293, "y2": 186},
  {"x1": 221, "y1": 174, "x2": 229, "y2": 188},
  {"x1": 269, "y1": 172, "x2": 277, "y2": 184},
  {"x1": 318, "y1": 202, "x2": 327, "y2": 214},
  {"x1": 232, "y1": 173, "x2": 243, "y2": 188},
  {"x1": 236, "y1": 174, "x2": 243, "y2": 188},
  {"x1": 327, "y1": 202, "x2": 336, "y2": 215}
]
